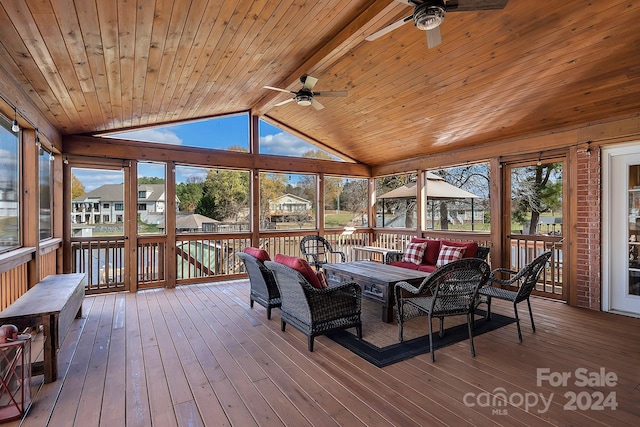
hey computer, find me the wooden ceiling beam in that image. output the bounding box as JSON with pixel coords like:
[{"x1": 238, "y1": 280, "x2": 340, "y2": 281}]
[{"x1": 251, "y1": 0, "x2": 400, "y2": 116}]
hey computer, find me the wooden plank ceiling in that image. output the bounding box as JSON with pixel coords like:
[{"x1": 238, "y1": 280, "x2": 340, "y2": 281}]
[{"x1": 0, "y1": 0, "x2": 639, "y2": 167}]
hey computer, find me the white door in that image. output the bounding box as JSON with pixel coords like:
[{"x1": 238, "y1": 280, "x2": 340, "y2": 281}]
[{"x1": 603, "y1": 143, "x2": 640, "y2": 316}]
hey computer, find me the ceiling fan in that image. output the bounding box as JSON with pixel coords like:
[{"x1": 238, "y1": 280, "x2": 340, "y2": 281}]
[
  {"x1": 263, "y1": 76, "x2": 347, "y2": 110},
  {"x1": 366, "y1": 0, "x2": 509, "y2": 48}
]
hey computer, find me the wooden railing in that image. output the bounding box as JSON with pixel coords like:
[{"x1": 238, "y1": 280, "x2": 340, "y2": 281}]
[
  {"x1": 0, "y1": 239, "x2": 61, "y2": 310},
  {"x1": 138, "y1": 236, "x2": 166, "y2": 289},
  {"x1": 0, "y1": 261, "x2": 28, "y2": 311},
  {"x1": 71, "y1": 237, "x2": 126, "y2": 294},
  {"x1": 39, "y1": 238, "x2": 61, "y2": 278},
  {"x1": 175, "y1": 233, "x2": 251, "y2": 284},
  {"x1": 508, "y1": 234, "x2": 564, "y2": 299},
  {"x1": 66, "y1": 229, "x2": 566, "y2": 301}
]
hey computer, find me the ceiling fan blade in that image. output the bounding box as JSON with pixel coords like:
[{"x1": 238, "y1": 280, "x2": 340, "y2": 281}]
[
  {"x1": 313, "y1": 90, "x2": 348, "y2": 98},
  {"x1": 426, "y1": 26, "x2": 442, "y2": 49},
  {"x1": 311, "y1": 98, "x2": 324, "y2": 110},
  {"x1": 274, "y1": 98, "x2": 295, "y2": 107},
  {"x1": 302, "y1": 76, "x2": 318, "y2": 90},
  {"x1": 445, "y1": 0, "x2": 508, "y2": 12},
  {"x1": 264, "y1": 85, "x2": 294, "y2": 94},
  {"x1": 365, "y1": 14, "x2": 414, "y2": 41}
]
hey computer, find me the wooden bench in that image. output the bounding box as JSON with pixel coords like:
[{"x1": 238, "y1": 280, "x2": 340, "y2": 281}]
[{"x1": 0, "y1": 273, "x2": 85, "y2": 383}]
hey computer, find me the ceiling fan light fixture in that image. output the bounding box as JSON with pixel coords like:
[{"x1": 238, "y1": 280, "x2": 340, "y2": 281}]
[
  {"x1": 414, "y1": 4, "x2": 446, "y2": 31},
  {"x1": 295, "y1": 94, "x2": 313, "y2": 106}
]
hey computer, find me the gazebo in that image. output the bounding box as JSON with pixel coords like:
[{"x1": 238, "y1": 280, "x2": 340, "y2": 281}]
[{"x1": 377, "y1": 172, "x2": 479, "y2": 229}]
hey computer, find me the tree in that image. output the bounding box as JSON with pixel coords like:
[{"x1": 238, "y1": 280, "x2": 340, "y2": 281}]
[
  {"x1": 302, "y1": 149, "x2": 335, "y2": 161},
  {"x1": 343, "y1": 179, "x2": 368, "y2": 225},
  {"x1": 511, "y1": 162, "x2": 562, "y2": 234},
  {"x1": 71, "y1": 173, "x2": 85, "y2": 199},
  {"x1": 138, "y1": 177, "x2": 164, "y2": 184},
  {"x1": 202, "y1": 169, "x2": 249, "y2": 221},
  {"x1": 176, "y1": 177, "x2": 204, "y2": 212},
  {"x1": 195, "y1": 193, "x2": 217, "y2": 219}
]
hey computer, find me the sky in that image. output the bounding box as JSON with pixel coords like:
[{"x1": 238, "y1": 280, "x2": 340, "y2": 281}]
[{"x1": 74, "y1": 114, "x2": 338, "y2": 191}]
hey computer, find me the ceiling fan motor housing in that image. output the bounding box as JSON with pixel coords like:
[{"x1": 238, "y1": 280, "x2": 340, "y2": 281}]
[
  {"x1": 295, "y1": 93, "x2": 313, "y2": 106},
  {"x1": 414, "y1": 1, "x2": 446, "y2": 30}
]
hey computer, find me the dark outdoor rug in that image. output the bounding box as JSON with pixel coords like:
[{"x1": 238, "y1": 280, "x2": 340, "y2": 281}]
[{"x1": 326, "y1": 310, "x2": 515, "y2": 368}]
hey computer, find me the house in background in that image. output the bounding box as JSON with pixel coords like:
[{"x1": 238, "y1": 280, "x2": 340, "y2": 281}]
[
  {"x1": 72, "y1": 184, "x2": 169, "y2": 225},
  {"x1": 268, "y1": 194, "x2": 313, "y2": 223}
]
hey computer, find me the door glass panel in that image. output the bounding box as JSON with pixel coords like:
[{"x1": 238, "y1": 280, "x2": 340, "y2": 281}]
[
  {"x1": 628, "y1": 165, "x2": 640, "y2": 296},
  {"x1": 510, "y1": 162, "x2": 563, "y2": 236},
  {"x1": 70, "y1": 167, "x2": 126, "y2": 291},
  {"x1": 508, "y1": 161, "x2": 563, "y2": 298},
  {"x1": 137, "y1": 162, "x2": 166, "y2": 235}
]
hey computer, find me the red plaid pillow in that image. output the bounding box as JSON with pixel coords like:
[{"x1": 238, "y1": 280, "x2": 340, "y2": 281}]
[
  {"x1": 402, "y1": 242, "x2": 428, "y2": 265},
  {"x1": 436, "y1": 244, "x2": 466, "y2": 267}
]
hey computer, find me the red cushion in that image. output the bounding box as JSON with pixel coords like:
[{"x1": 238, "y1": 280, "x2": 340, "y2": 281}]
[
  {"x1": 411, "y1": 238, "x2": 441, "y2": 265},
  {"x1": 436, "y1": 244, "x2": 466, "y2": 267},
  {"x1": 416, "y1": 264, "x2": 438, "y2": 273},
  {"x1": 243, "y1": 247, "x2": 271, "y2": 263},
  {"x1": 274, "y1": 254, "x2": 324, "y2": 289},
  {"x1": 402, "y1": 242, "x2": 427, "y2": 265},
  {"x1": 389, "y1": 261, "x2": 420, "y2": 270},
  {"x1": 316, "y1": 270, "x2": 329, "y2": 288},
  {"x1": 441, "y1": 240, "x2": 478, "y2": 258}
]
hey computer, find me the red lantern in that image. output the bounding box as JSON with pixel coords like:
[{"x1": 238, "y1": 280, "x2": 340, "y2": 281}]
[{"x1": 0, "y1": 325, "x2": 18, "y2": 344}]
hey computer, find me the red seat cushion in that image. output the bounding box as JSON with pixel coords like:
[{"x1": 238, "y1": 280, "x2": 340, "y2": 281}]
[
  {"x1": 243, "y1": 247, "x2": 271, "y2": 263},
  {"x1": 316, "y1": 270, "x2": 329, "y2": 288},
  {"x1": 410, "y1": 238, "x2": 441, "y2": 265},
  {"x1": 416, "y1": 264, "x2": 438, "y2": 273},
  {"x1": 441, "y1": 240, "x2": 478, "y2": 258},
  {"x1": 389, "y1": 261, "x2": 420, "y2": 270},
  {"x1": 274, "y1": 254, "x2": 325, "y2": 289}
]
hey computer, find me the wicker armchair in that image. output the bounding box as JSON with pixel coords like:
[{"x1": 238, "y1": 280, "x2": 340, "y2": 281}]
[
  {"x1": 237, "y1": 251, "x2": 281, "y2": 320},
  {"x1": 395, "y1": 258, "x2": 491, "y2": 362},
  {"x1": 265, "y1": 260, "x2": 362, "y2": 351},
  {"x1": 300, "y1": 235, "x2": 346, "y2": 270},
  {"x1": 478, "y1": 250, "x2": 552, "y2": 342}
]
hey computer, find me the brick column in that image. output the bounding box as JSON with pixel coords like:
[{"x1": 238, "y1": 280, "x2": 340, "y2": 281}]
[{"x1": 574, "y1": 146, "x2": 601, "y2": 310}]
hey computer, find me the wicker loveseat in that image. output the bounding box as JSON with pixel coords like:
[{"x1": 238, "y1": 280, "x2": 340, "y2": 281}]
[{"x1": 385, "y1": 238, "x2": 490, "y2": 273}]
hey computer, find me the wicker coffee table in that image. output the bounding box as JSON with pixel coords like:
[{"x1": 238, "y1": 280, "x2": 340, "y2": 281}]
[{"x1": 323, "y1": 261, "x2": 430, "y2": 323}]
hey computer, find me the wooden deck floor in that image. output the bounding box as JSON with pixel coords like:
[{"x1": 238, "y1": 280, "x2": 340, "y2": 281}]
[{"x1": 7, "y1": 279, "x2": 640, "y2": 426}]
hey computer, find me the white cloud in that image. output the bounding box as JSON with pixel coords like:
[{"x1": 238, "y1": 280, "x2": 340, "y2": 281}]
[
  {"x1": 260, "y1": 132, "x2": 314, "y2": 156},
  {"x1": 175, "y1": 165, "x2": 208, "y2": 184},
  {"x1": 107, "y1": 128, "x2": 183, "y2": 145},
  {"x1": 72, "y1": 169, "x2": 123, "y2": 192}
]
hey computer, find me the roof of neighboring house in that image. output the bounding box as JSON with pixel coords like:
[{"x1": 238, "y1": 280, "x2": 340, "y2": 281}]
[
  {"x1": 74, "y1": 184, "x2": 165, "y2": 202},
  {"x1": 176, "y1": 213, "x2": 219, "y2": 230}
]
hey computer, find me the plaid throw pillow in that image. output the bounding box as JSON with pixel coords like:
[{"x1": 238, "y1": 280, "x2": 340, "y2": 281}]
[
  {"x1": 436, "y1": 244, "x2": 466, "y2": 267},
  {"x1": 402, "y1": 242, "x2": 428, "y2": 265}
]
